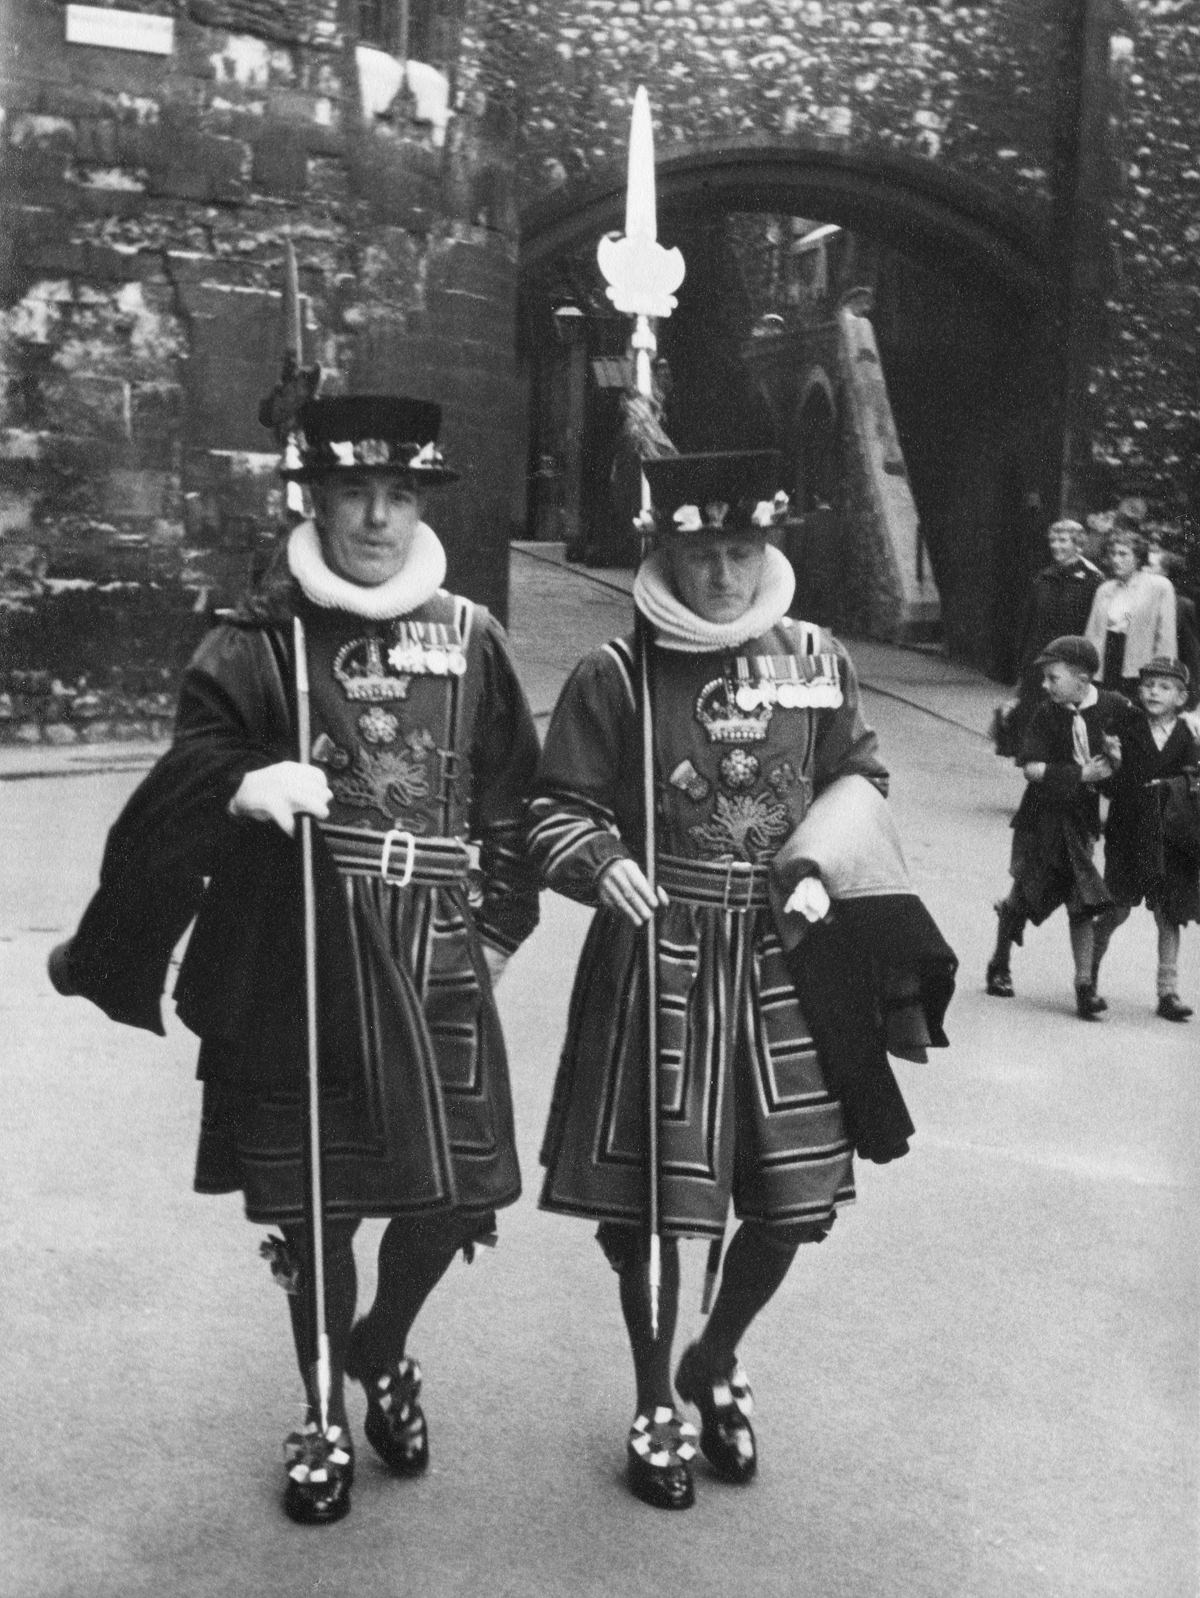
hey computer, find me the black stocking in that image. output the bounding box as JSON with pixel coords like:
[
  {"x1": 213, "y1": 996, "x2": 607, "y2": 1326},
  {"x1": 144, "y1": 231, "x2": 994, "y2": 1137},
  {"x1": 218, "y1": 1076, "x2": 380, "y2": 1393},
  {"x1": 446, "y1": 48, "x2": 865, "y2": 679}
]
[
  {"x1": 697, "y1": 1222, "x2": 799, "y2": 1371},
  {"x1": 281, "y1": 1218, "x2": 359, "y2": 1429},
  {"x1": 615, "y1": 1237, "x2": 681, "y2": 1414},
  {"x1": 344, "y1": 1216, "x2": 463, "y2": 1378}
]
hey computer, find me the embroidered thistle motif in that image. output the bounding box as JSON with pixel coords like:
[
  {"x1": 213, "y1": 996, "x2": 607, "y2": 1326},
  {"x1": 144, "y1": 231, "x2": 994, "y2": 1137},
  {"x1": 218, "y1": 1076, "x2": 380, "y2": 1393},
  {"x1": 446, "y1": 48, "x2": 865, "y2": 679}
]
[
  {"x1": 766, "y1": 760, "x2": 814, "y2": 817},
  {"x1": 719, "y1": 749, "x2": 760, "y2": 791},
  {"x1": 358, "y1": 706, "x2": 399, "y2": 745},
  {"x1": 767, "y1": 758, "x2": 798, "y2": 793},
  {"x1": 669, "y1": 758, "x2": 711, "y2": 803},
  {"x1": 311, "y1": 732, "x2": 351, "y2": 770},
  {"x1": 332, "y1": 729, "x2": 436, "y2": 821},
  {"x1": 689, "y1": 791, "x2": 792, "y2": 862}
]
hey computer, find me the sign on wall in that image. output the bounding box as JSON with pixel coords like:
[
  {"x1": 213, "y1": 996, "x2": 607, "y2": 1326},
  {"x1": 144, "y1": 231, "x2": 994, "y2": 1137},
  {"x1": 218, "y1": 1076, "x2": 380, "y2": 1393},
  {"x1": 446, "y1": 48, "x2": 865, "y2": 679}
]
[{"x1": 65, "y1": 5, "x2": 175, "y2": 55}]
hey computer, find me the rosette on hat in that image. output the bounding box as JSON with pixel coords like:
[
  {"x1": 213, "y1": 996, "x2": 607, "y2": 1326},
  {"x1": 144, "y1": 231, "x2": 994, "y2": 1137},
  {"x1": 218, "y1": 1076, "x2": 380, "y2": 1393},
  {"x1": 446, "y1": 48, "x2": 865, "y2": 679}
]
[
  {"x1": 281, "y1": 394, "x2": 459, "y2": 486},
  {"x1": 642, "y1": 451, "x2": 788, "y2": 537}
]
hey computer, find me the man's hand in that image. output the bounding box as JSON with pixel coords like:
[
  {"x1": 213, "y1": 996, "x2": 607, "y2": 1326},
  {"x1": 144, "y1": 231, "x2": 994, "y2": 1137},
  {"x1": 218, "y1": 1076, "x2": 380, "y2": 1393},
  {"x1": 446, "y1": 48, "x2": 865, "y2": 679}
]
[
  {"x1": 1102, "y1": 733, "x2": 1123, "y2": 768},
  {"x1": 598, "y1": 858, "x2": 669, "y2": 926},
  {"x1": 784, "y1": 876, "x2": 831, "y2": 923},
  {"x1": 228, "y1": 762, "x2": 332, "y2": 836}
]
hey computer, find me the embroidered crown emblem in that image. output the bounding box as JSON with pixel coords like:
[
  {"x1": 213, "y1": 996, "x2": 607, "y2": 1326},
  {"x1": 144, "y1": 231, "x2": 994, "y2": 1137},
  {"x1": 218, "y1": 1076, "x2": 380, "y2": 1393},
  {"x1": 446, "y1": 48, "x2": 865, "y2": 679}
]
[
  {"x1": 333, "y1": 636, "x2": 412, "y2": 703},
  {"x1": 695, "y1": 679, "x2": 773, "y2": 743}
]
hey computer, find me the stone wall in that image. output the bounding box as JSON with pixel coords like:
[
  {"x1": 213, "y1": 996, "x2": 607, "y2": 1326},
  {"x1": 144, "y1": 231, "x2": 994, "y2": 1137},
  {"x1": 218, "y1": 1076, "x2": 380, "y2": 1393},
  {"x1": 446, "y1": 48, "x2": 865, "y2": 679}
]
[
  {"x1": 484, "y1": 0, "x2": 1074, "y2": 218},
  {"x1": 0, "y1": 0, "x2": 523, "y2": 739},
  {"x1": 484, "y1": 0, "x2": 1197, "y2": 530},
  {"x1": 1087, "y1": 3, "x2": 1200, "y2": 517}
]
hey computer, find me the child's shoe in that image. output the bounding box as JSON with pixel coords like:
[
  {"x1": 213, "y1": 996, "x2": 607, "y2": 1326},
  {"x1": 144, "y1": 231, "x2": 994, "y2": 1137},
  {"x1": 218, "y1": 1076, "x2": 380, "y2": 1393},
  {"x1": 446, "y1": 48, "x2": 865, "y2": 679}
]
[
  {"x1": 1156, "y1": 993, "x2": 1193, "y2": 1022},
  {"x1": 985, "y1": 959, "x2": 1014, "y2": 997},
  {"x1": 1075, "y1": 982, "x2": 1105, "y2": 1020}
]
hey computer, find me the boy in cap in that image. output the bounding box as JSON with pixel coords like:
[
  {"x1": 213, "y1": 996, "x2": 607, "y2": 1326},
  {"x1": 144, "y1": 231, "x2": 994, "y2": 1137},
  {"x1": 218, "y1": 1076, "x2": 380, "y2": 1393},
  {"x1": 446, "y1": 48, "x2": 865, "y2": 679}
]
[
  {"x1": 528, "y1": 450, "x2": 953, "y2": 1511},
  {"x1": 1091, "y1": 657, "x2": 1200, "y2": 1020},
  {"x1": 986, "y1": 634, "x2": 1140, "y2": 1015},
  {"x1": 48, "y1": 394, "x2": 540, "y2": 1524}
]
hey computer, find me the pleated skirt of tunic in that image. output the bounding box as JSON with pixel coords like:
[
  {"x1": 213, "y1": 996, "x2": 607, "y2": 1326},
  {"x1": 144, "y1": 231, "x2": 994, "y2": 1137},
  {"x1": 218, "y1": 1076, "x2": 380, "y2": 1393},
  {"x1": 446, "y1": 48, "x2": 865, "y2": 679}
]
[
  {"x1": 540, "y1": 902, "x2": 855, "y2": 1239},
  {"x1": 194, "y1": 874, "x2": 520, "y2": 1225}
]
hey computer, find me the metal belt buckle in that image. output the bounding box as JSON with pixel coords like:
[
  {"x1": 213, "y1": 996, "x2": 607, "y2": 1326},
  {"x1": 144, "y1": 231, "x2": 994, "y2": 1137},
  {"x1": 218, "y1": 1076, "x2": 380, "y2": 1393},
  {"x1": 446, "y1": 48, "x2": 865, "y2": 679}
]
[
  {"x1": 723, "y1": 859, "x2": 757, "y2": 914},
  {"x1": 721, "y1": 857, "x2": 740, "y2": 914},
  {"x1": 380, "y1": 827, "x2": 416, "y2": 887}
]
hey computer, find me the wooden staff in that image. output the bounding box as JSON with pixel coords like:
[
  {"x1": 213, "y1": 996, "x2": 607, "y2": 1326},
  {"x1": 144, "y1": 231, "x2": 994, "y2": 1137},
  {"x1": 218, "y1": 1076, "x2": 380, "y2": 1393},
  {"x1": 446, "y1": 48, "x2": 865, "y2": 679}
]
[
  {"x1": 293, "y1": 612, "x2": 334, "y2": 1433},
  {"x1": 597, "y1": 88, "x2": 686, "y2": 1338},
  {"x1": 635, "y1": 597, "x2": 663, "y2": 1336}
]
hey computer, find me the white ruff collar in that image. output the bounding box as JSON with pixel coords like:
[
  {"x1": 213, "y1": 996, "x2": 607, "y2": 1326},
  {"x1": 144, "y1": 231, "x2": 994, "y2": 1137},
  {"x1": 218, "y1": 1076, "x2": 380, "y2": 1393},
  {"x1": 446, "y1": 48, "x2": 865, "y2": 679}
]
[
  {"x1": 286, "y1": 519, "x2": 447, "y2": 619},
  {"x1": 633, "y1": 545, "x2": 796, "y2": 652}
]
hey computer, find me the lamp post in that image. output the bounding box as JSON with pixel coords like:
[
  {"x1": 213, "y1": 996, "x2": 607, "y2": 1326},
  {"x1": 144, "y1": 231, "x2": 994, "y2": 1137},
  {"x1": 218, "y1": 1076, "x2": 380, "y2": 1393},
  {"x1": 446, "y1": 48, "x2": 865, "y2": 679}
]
[{"x1": 596, "y1": 87, "x2": 685, "y2": 1338}]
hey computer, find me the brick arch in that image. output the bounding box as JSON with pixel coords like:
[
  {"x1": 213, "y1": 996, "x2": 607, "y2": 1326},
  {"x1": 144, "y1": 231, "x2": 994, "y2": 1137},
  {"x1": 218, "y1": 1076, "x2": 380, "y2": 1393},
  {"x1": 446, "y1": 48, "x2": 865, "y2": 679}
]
[{"x1": 519, "y1": 139, "x2": 1058, "y2": 314}]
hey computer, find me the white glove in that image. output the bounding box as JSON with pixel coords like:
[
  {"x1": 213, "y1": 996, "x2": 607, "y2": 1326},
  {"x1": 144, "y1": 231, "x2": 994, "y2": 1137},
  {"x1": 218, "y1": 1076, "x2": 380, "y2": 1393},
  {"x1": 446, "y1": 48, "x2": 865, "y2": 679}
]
[
  {"x1": 481, "y1": 941, "x2": 510, "y2": 987},
  {"x1": 228, "y1": 762, "x2": 332, "y2": 837},
  {"x1": 784, "y1": 876, "x2": 831, "y2": 923}
]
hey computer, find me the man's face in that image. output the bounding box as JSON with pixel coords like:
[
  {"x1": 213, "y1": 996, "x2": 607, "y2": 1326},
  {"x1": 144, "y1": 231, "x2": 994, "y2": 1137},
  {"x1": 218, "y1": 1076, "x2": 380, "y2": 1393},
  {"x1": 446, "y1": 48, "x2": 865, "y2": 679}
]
[
  {"x1": 666, "y1": 535, "x2": 767, "y2": 625},
  {"x1": 1139, "y1": 673, "x2": 1186, "y2": 718},
  {"x1": 1047, "y1": 527, "x2": 1077, "y2": 565},
  {"x1": 1041, "y1": 661, "x2": 1090, "y2": 705},
  {"x1": 314, "y1": 472, "x2": 422, "y2": 586}
]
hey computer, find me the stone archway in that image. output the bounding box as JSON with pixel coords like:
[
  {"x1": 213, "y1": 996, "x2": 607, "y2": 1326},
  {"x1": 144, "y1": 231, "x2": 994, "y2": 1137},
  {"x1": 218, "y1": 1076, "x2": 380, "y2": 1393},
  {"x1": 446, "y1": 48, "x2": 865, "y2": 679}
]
[
  {"x1": 518, "y1": 141, "x2": 1064, "y2": 669},
  {"x1": 521, "y1": 141, "x2": 1056, "y2": 312}
]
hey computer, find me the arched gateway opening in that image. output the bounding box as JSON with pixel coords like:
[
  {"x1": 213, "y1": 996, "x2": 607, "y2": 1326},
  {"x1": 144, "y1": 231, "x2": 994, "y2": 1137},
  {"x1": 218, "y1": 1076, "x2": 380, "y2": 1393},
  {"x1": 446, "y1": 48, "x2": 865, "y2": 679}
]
[{"x1": 517, "y1": 144, "x2": 1063, "y2": 677}]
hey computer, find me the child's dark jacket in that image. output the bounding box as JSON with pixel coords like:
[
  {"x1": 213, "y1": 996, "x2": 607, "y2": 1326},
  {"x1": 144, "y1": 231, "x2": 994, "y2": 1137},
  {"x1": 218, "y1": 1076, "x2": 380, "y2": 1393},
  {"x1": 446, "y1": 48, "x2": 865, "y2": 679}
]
[
  {"x1": 1105, "y1": 716, "x2": 1200, "y2": 925},
  {"x1": 1010, "y1": 690, "x2": 1140, "y2": 923}
]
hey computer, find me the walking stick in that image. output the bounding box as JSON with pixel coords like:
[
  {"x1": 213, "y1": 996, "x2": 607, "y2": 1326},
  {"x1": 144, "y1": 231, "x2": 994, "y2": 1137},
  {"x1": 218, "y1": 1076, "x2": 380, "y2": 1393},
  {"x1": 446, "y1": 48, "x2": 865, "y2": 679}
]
[
  {"x1": 293, "y1": 614, "x2": 335, "y2": 1435},
  {"x1": 597, "y1": 87, "x2": 685, "y2": 1341}
]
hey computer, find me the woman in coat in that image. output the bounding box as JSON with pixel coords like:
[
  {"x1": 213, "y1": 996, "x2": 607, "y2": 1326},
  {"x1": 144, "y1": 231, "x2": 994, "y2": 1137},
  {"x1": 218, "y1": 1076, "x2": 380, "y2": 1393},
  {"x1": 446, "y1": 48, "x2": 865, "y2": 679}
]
[{"x1": 1084, "y1": 529, "x2": 1177, "y2": 698}]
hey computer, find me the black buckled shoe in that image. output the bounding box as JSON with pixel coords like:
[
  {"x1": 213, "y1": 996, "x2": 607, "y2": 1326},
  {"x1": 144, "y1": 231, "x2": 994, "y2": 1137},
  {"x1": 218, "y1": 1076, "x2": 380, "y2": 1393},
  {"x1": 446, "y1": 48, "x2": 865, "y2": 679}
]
[
  {"x1": 675, "y1": 1344, "x2": 757, "y2": 1484},
  {"x1": 356, "y1": 1356, "x2": 429, "y2": 1476},
  {"x1": 283, "y1": 1421, "x2": 354, "y2": 1526},
  {"x1": 1157, "y1": 993, "x2": 1193, "y2": 1022},
  {"x1": 985, "y1": 960, "x2": 1014, "y2": 998},
  {"x1": 626, "y1": 1407, "x2": 697, "y2": 1510}
]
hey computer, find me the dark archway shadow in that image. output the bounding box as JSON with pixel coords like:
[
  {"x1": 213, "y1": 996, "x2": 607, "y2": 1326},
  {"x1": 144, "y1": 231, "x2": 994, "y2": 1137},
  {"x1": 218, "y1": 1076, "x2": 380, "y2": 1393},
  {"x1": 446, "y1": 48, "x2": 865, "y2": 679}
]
[{"x1": 520, "y1": 139, "x2": 1061, "y2": 318}]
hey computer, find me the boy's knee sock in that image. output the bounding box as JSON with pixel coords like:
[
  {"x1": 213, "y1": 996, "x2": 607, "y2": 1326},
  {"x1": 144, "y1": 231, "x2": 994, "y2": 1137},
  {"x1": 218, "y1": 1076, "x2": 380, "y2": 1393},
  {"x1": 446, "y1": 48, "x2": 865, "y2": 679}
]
[
  {"x1": 1155, "y1": 911, "x2": 1182, "y2": 996},
  {"x1": 1092, "y1": 905, "x2": 1130, "y2": 981},
  {"x1": 991, "y1": 895, "x2": 1025, "y2": 966},
  {"x1": 1069, "y1": 917, "x2": 1096, "y2": 987}
]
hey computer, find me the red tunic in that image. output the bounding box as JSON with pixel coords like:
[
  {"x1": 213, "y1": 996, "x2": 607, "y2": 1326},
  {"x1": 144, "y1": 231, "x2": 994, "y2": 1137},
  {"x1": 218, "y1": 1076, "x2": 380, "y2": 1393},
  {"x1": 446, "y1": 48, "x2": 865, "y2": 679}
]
[{"x1": 528, "y1": 621, "x2": 888, "y2": 1239}]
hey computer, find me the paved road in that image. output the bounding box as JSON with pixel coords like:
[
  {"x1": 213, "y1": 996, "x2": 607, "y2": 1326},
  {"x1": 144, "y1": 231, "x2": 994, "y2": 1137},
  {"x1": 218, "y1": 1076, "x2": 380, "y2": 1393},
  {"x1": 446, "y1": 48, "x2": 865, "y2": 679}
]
[{"x1": 2, "y1": 560, "x2": 1196, "y2": 1598}]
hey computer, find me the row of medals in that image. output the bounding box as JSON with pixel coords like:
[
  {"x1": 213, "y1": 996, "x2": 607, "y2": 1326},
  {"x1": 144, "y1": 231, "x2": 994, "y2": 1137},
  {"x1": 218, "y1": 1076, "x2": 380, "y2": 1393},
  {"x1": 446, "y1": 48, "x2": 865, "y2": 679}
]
[
  {"x1": 387, "y1": 637, "x2": 467, "y2": 678},
  {"x1": 732, "y1": 668, "x2": 839, "y2": 712}
]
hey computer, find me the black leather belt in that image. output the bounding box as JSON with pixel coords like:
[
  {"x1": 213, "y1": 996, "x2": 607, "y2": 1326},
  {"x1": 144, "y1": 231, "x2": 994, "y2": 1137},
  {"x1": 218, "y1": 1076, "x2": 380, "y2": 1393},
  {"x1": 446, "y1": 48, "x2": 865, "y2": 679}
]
[{"x1": 319, "y1": 823, "x2": 471, "y2": 888}]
